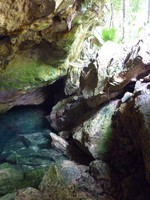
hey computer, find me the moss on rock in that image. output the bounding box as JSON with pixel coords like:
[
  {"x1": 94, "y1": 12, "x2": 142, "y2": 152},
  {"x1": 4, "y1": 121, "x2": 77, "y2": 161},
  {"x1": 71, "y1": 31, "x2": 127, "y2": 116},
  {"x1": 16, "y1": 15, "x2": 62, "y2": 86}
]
[
  {"x1": 0, "y1": 43, "x2": 67, "y2": 91},
  {"x1": 0, "y1": 163, "x2": 48, "y2": 196}
]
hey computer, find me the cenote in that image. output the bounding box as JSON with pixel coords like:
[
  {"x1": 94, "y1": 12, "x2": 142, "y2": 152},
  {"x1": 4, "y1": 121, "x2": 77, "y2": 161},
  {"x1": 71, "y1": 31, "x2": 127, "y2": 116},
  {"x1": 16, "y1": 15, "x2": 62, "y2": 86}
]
[
  {"x1": 0, "y1": 105, "x2": 49, "y2": 152},
  {"x1": 0, "y1": 101, "x2": 93, "y2": 196},
  {"x1": 0, "y1": 103, "x2": 69, "y2": 195}
]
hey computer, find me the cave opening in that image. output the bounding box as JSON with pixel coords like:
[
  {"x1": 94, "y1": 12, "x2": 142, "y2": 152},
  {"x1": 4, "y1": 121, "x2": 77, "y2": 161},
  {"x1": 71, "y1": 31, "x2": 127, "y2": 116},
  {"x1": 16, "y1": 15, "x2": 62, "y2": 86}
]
[{"x1": 0, "y1": 0, "x2": 150, "y2": 199}]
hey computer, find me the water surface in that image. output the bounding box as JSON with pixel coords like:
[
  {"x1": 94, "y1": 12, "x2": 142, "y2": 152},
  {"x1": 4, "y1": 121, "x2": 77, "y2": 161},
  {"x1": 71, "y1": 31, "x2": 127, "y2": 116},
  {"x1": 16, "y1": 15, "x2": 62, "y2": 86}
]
[{"x1": 0, "y1": 106, "x2": 49, "y2": 152}]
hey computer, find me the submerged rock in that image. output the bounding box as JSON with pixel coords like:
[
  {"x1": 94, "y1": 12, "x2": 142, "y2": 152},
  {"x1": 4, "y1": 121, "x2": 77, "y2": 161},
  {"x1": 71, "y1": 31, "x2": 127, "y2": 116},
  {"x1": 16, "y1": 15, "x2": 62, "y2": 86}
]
[
  {"x1": 0, "y1": 106, "x2": 49, "y2": 148},
  {"x1": 0, "y1": 130, "x2": 70, "y2": 196},
  {"x1": 1, "y1": 131, "x2": 67, "y2": 166},
  {"x1": 0, "y1": 163, "x2": 23, "y2": 196}
]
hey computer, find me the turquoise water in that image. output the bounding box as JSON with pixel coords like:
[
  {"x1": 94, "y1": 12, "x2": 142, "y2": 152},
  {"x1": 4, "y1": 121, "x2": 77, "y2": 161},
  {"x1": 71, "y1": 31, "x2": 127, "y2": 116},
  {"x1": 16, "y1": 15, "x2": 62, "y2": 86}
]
[
  {"x1": 0, "y1": 106, "x2": 49, "y2": 152},
  {"x1": 0, "y1": 105, "x2": 70, "y2": 196}
]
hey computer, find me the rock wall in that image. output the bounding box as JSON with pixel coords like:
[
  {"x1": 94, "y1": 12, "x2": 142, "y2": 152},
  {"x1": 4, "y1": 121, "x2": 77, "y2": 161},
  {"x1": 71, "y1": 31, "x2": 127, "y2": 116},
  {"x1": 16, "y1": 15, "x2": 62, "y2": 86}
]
[
  {"x1": 48, "y1": 39, "x2": 150, "y2": 200},
  {"x1": 0, "y1": 0, "x2": 104, "y2": 113},
  {"x1": 0, "y1": 0, "x2": 150, "y2": 199}
]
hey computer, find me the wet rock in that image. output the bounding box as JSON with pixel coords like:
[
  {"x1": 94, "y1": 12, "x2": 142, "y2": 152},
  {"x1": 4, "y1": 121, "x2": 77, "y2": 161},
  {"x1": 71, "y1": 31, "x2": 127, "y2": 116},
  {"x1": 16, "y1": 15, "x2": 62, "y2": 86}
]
[
  {"x1": 14, "y1": 159, "x2": 115, "y2": 200},
  {"x1": 60, "y1": 160, "x2": 88, "y2": 184},
  {"x1": 1, "y1": 132, "x2": 67, "y2": 166},
  {"x1": 0, "y1": 130, "x2": 71, "y2": 196},
  {"x1": 39, "y1": 160, "x2": 115, "y2": 199},
  {"x1": 0, "y1": 107, "x2": 50, "y2": 155}
]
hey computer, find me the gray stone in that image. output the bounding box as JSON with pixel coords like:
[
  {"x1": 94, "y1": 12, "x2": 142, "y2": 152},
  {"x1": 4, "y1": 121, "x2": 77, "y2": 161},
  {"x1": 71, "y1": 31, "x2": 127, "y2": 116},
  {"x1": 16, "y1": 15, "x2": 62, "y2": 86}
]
[
  {"x1": 72, "y1": 101, "x2": 118, "y2": 159},
  {"x1": 50, "y1": 132, "x2": 69, "y2": 153},
  {"x1": 89, "y1": 160, "x2": 110, "y2": 180}
]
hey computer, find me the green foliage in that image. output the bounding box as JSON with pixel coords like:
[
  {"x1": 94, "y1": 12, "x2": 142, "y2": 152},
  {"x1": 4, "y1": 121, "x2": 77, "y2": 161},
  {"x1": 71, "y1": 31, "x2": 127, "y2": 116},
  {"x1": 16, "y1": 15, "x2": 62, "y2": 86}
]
[
  {"x1": 110, "y1": 0, "x2": 122, "y2": 11},
  {"x1": 101, "y1": 28, "x2": 116, "y2": 42},
  {"x1": 129, "y1": 0, "x2": 142, "y2": 12}
]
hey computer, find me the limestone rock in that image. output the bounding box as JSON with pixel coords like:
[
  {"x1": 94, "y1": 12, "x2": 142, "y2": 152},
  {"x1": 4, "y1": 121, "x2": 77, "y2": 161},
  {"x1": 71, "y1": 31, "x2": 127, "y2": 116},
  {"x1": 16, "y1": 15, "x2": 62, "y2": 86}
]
[
  {"x1": 64, "y1": 40, "x2": 150, "y2": 112},
  {"x1": 72, "y1": 101, "x2": 118, "y2": 159},
  {"x1": 39, "y1": 162, "x2": 93, "y2": 200},
  {"x1": 50, "y1": 132, "x2": 69, "y2": 153},
  {"x1": 114, "y1": 81, "x2": 150, "y2": 183},
  {"x1": 0, "y1": 0, "x2": 55, "y2": 32},
  {"x1": 0, "y1": 86, "x2": 50, "y2": 113},
  {"x1": 0, "y1": 0, "x2": 103, "y2": 113},
  {"x1": 15, "y1": 187, "x2": 41, "y2": 200},
  {"x1": 14, "y1": 160, "x2": 115, "y2": 200},
  {"x1": 50, "y1": 95, "x2": 89, "y2": 131}
]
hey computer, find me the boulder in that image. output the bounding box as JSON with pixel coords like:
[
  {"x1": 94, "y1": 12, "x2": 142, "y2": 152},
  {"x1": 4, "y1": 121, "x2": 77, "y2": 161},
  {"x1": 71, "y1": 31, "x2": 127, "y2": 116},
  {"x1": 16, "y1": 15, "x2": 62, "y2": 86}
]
[
  {"x1": 72, "y1": 101, "x2": 118, "y2": 159},
  {"x1": 39, "y1": 162, "x2": 93, "y2": 200},
  {"x1": 49, "y1": 95, "x2": 89, "y2": 131},
  {"x1": 89, "y1": 160, "x2": 110, "y2": 181},
  {"x1": 14, "y1": 159, "x2": 115, "y2": 200},
  {"x1": 15, "y1": 187, "x2": 41, "y2": 200},
  {"x1": 50, "y1": 132, "x2": 69, "y2": 153}
]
